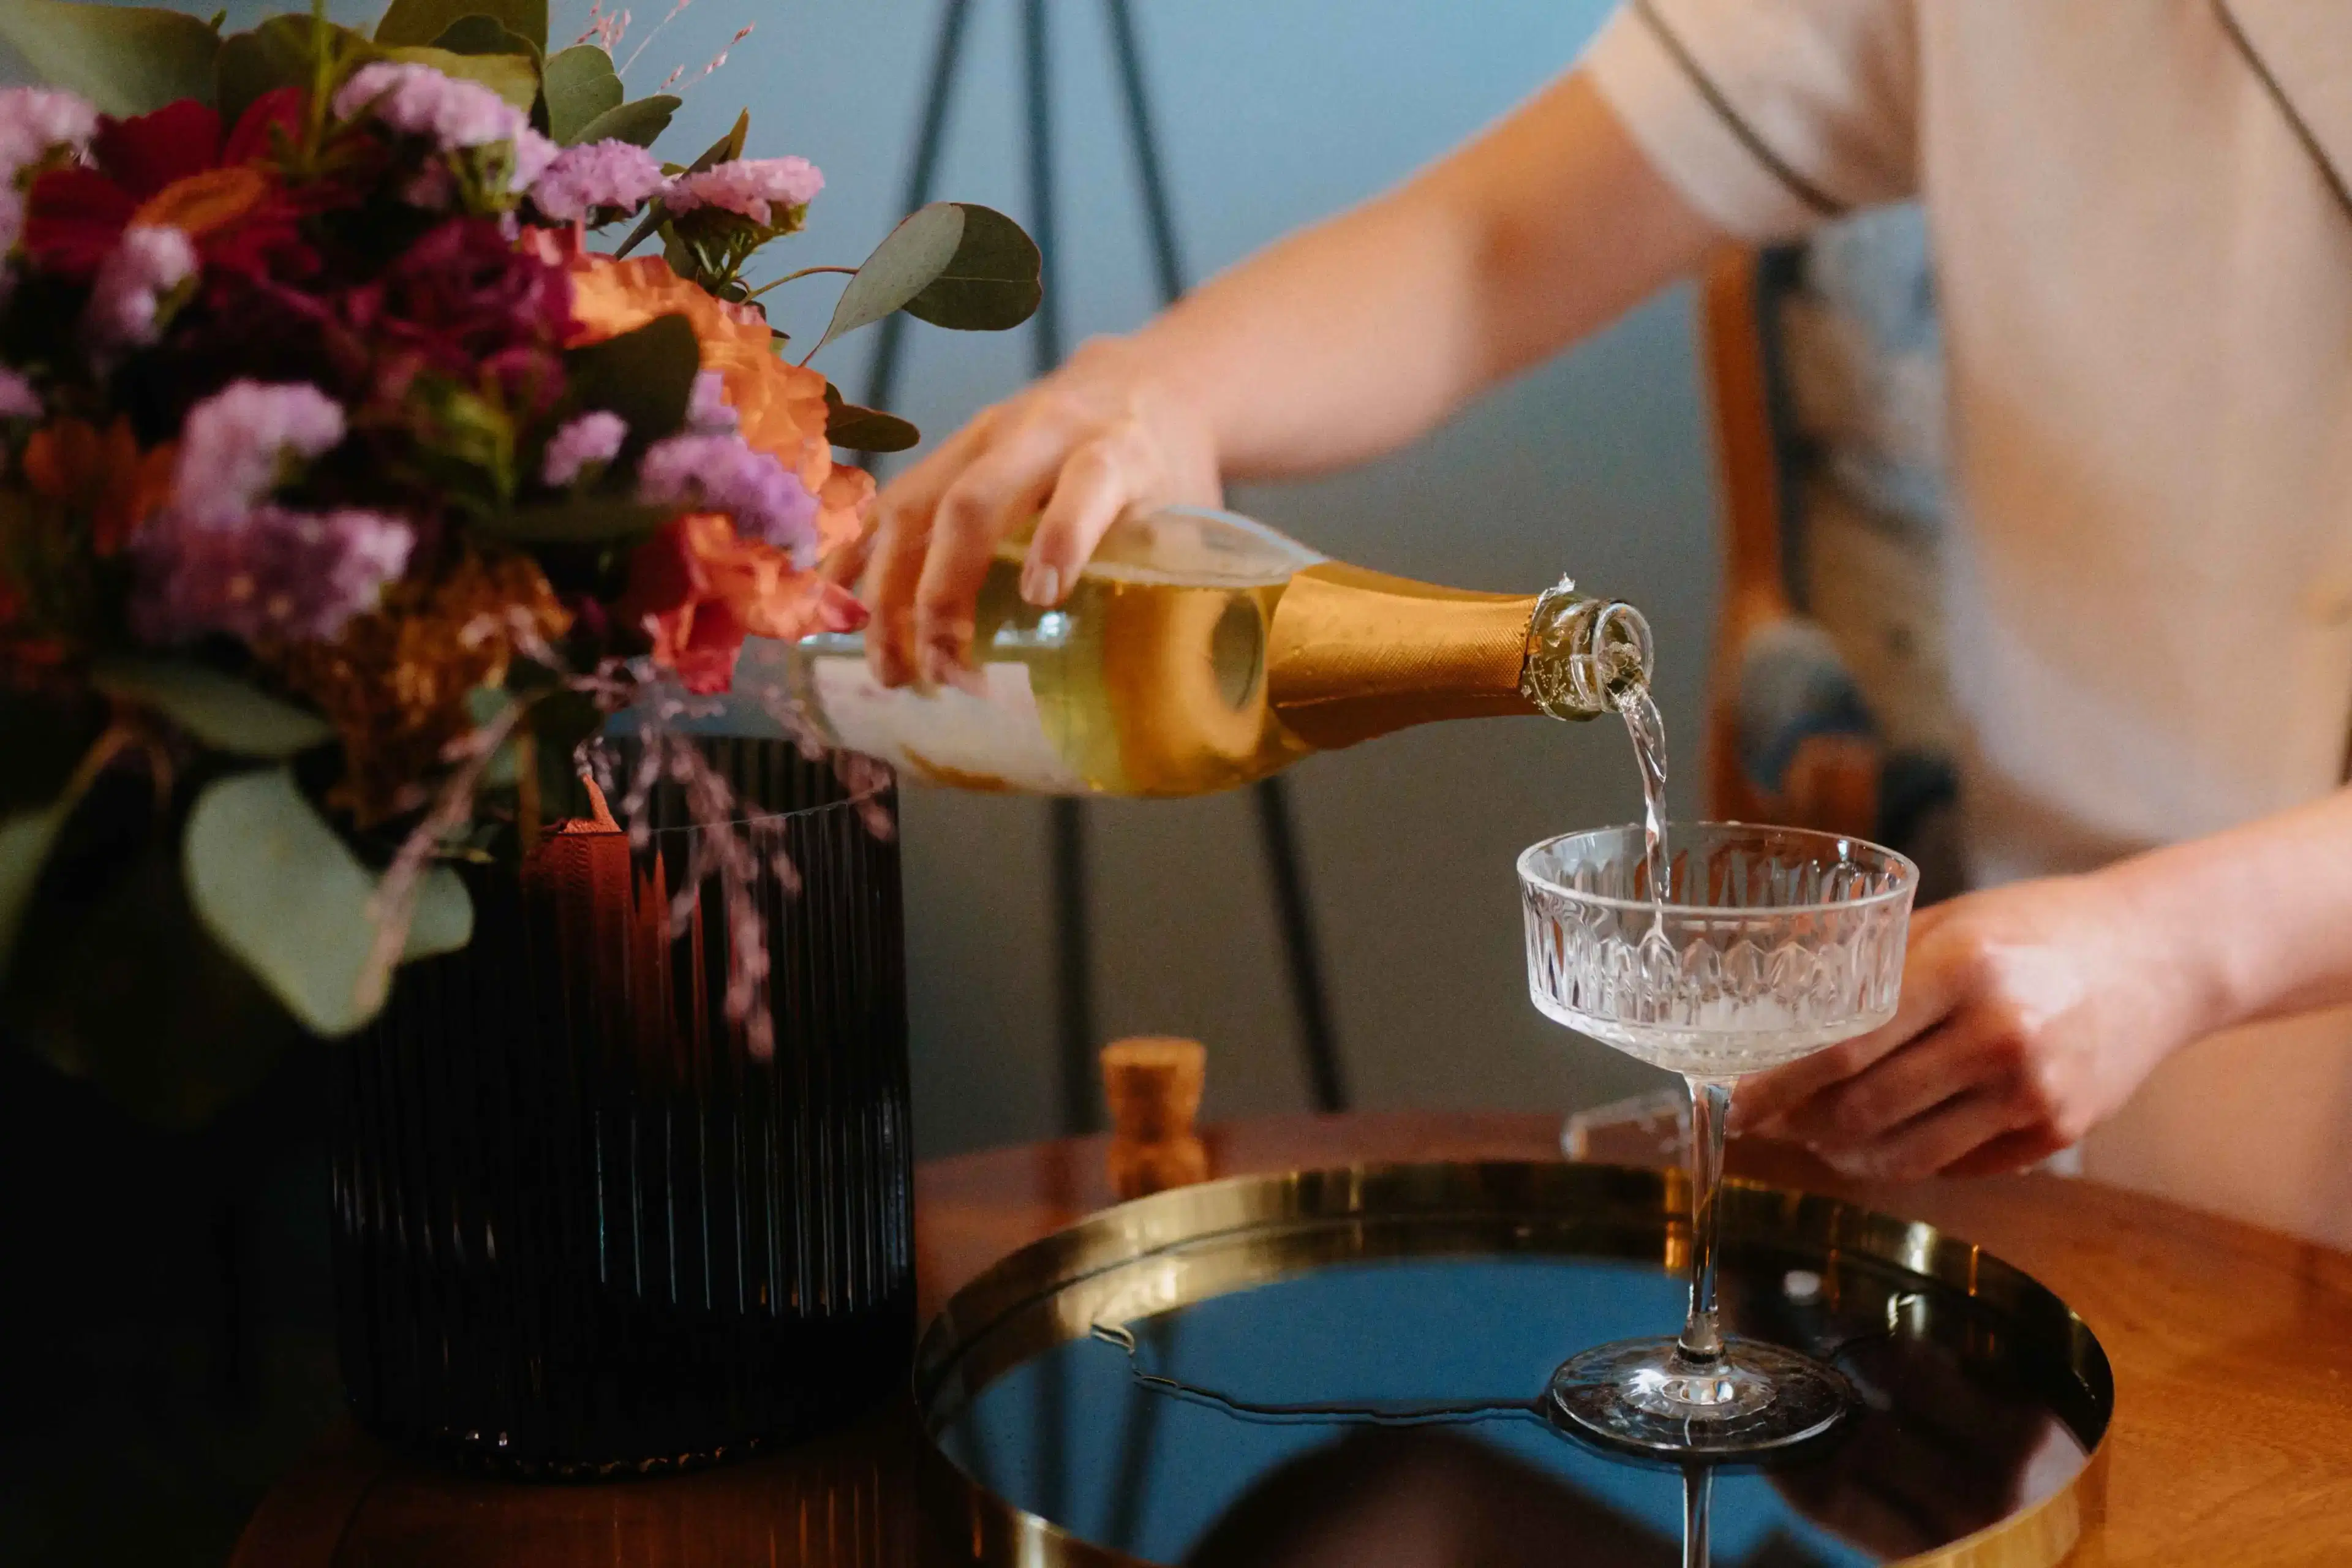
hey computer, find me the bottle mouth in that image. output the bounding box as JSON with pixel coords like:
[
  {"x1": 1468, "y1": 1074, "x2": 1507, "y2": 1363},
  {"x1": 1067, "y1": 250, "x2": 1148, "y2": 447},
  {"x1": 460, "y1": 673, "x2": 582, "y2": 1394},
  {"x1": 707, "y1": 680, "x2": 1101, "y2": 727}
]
[{"x1": 1521, "y1": 584, "x2": 1655, "y2": 719}]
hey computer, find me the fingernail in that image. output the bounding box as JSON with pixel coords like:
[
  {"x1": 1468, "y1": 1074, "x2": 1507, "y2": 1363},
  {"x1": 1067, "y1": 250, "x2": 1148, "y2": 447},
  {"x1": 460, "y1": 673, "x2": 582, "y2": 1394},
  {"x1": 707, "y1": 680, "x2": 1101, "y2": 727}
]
[{"x1": 1021, "y1": 562, "x2": 1063, "y2": 608}]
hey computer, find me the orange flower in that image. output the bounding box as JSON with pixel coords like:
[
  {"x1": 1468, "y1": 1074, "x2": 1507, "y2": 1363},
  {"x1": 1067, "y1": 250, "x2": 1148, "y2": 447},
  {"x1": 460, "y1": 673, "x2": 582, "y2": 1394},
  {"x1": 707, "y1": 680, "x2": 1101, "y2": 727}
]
[
  {"x1": 23, "y1": 417, "x2": 176, "y2": 555},
  {"x1": 267, "y1": 552, "x2": 573, "y2": 824},
  {"x1": 614, "y1": 513, "x2": 865, "y2": 695},
  {"x1": 131, "y1": 164, "x2": 273, "y2": 239},
  {"x1": 562, "y1": 253, "x2": 874, "y2": 561}
]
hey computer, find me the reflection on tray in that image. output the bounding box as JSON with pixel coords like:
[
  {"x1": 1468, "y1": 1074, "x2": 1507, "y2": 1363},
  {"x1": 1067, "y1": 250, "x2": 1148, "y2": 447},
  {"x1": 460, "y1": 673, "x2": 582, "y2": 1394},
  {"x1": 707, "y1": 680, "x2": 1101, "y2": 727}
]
[{"x1": 940, "y1": 1256, "x2": 2084, "y2": 1567}]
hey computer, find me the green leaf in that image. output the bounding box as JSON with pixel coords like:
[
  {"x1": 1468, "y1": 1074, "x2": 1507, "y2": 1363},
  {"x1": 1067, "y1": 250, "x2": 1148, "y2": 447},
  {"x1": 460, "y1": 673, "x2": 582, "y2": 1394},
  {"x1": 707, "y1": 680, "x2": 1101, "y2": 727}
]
[
  {"x1": 480, "y1": 497, "x2": 671, "y2": 543},
  {"x1": 560, "y1": 311, "x2": 701, "y2": 445},
  {"x1": 570, "y1": 92, "x2": 676, "y2": 150},
  {"x1": 0, "y1": 799, "x2": 70, "y2": 982},
  {"x1": 428, "y1": 12, "x2": 538, "y2": 63},
  {"x1": 824, "y1": 398, "x2": 920, "y2": 453},
  {"x1": 402, "y1": 862, "x2": 473, "y2": 962},
  {"x1": 382, "y1": 42, "x2": 538, "y2": 110},
  {"x1": 374, "y1": 0, "x2": 543, "y2": 52},
  {"x1": 217, "y1": 15, "x2": 375, "y2": 126},
  {"x1": 543, "y1": 42, "x2": 622, "y2": 144},
  {"x1": 683, "y1": 107, "x2": 750, "y2": 175},
  {"x1": 183, "y1": 768, "x2": 472, "y2": 1036},
  {"x1": 0, "y1": 0, "x2": 222, "y2": 116},
  {"x1": 806, "y1": 202, "x2": 965, "y2": 361},
  {"x1": 92, "y1": 659, "x2": 332, "y2": 758},
  {"x1": 903, "y1": 203, "x2": 1043, "y2": 332}
]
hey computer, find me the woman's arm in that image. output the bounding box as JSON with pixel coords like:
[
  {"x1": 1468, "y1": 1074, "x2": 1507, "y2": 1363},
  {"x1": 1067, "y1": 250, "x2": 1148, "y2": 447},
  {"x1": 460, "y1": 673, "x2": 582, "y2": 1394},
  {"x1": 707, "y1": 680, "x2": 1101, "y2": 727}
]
[
  {"x1": 1735, "y1": 786, "x2": 2352, "y2": 1180},
  {"x1": 858, "y1": 70, "x2": 1721, "y2": 688}
]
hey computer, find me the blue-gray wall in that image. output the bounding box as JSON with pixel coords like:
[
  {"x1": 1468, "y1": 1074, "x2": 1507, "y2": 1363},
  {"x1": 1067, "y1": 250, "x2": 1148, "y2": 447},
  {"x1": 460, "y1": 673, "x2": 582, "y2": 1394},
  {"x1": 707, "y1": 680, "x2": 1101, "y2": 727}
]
[{"x1": 630, "y1": 0, "x2": 1718, "y2": 1152}]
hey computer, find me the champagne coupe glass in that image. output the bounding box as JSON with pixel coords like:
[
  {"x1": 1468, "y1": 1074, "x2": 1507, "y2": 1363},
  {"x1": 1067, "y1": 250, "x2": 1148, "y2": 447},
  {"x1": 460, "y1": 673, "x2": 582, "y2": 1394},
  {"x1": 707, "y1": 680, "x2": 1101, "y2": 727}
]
[{"x1": 1520, "y1": 823, "x2": 1918, "y2": 1457}]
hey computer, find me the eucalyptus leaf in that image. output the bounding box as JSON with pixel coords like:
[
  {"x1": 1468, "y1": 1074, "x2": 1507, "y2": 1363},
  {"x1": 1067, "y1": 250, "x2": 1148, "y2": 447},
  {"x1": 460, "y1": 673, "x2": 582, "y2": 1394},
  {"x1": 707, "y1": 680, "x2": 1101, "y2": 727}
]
[
  {"x1": 903, "y1": 203, "x2": 1043, "y2": 332},
  {"x1": 382, "y1": 43, "x2": 537, "y2": 110},
  {"x1": 560, "y1": 311, "x2": 701, "y2": 445},
  {"x1": 0, "y1": 799, "x2": 69, "y2": 981},
  {"x1": 429, "y1": 12, "x2": 538, "y2": 62},
  {"x1": 806, "y1": 202, "x2": 963, "y2": 361},
  {"x1": 183, "y1": 768, "x2": 472, "y2": 1036},
  {"x1": 218, "y1": 15, "x2": 374, "y2": 126},
  {"x1": 0, "y1": 0, "x2": 222, "y2": 116},
  {"x1": 543, "y1": 43, "x2": 622, "y2": 143},
  {"x1": 375, "y1": 0, "x2": 543, "y2": 52},
  {"x1": 824, "y1": 401, "x2": 920, "y2": 453},
  {"x1": 92, "y1": 658, "x2": 332, "y2": 758},
  {"x1": 570, "y1": 92, "x2": 677, "y2": 151},
  {"x1": 402, "y1": 861, "x2": 473, "y2": 961}
]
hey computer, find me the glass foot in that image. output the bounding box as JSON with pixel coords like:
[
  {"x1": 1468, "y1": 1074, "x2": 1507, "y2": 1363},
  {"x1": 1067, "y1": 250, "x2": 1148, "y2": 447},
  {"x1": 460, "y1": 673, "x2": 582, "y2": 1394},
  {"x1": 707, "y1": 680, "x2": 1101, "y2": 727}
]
[{"x1": 1547, "y1": 1335, "x2": 1852, "y2": 1458}]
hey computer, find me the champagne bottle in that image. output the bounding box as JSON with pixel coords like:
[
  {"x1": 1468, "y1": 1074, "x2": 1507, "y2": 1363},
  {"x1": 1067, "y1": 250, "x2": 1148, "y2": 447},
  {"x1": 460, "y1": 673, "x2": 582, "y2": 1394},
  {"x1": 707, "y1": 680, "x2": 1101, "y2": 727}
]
[{"x1": 780, "y1": 507, "x2": 1652, "y2": 796}]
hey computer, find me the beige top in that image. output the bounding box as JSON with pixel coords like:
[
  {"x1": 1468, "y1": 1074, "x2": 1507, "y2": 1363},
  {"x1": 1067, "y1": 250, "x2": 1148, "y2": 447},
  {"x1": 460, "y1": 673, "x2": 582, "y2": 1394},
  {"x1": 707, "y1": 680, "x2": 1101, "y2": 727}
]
[{"x1": 1583, "y1": 0, "x2": 2352, "y2": 1244}]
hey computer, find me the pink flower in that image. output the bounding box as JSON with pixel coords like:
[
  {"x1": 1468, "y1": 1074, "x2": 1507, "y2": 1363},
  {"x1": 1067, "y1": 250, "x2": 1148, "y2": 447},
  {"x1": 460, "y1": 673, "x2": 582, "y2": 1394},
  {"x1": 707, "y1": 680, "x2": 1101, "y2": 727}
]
[
  {"x1": 510, "y1": 127, "x2": 561, "y2": 191},
  {"x1": 334, "y1": 62, "x2": 526, "y2": 151},
  {"x1": 0, "y1": 87, "x2": 97, "y2": 179},
  {"x1": 132, "y1": 504, "x2": 414, "y2": 645},
  {"x1": 530, "y1": 138, "x2": 665, "y2": 224},
  {"x1": 665, "y1": 156, "x2": 823, "y2": 226},
  {"x1": 0, "y1": 368, "x2": 40, "y2": 418},
  {"x1": 335, "y1": 62, "x2": 556, "y2": 195},
  {"x1": 172, "y1": 380, "x2": 346, "y2": 527},
  {"x1": 541, "y1": 408, "x2": 626, "y2": 484},
  {"x1": 85, "y1": 222, "x2": 196, "y2": 350}
]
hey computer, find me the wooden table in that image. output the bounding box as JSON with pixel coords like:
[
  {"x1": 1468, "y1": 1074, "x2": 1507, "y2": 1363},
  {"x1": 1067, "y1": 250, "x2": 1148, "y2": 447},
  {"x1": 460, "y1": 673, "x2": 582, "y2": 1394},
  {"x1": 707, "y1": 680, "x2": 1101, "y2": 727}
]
[{"x1": 233, "y1": 1112, "x2": 2352, "y2": 1566}]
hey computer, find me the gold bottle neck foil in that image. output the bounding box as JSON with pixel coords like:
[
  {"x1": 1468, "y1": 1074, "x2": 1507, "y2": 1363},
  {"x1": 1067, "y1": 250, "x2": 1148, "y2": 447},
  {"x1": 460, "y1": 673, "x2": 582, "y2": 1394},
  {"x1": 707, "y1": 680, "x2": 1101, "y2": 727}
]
[{"x1": 1264, "y1": 561, "x2": 1543, "y2": 751}]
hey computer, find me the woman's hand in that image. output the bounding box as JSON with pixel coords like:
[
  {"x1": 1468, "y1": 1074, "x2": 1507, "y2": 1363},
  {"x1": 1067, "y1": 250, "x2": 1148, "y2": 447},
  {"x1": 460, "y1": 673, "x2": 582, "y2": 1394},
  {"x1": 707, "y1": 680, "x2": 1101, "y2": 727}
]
[
  {"x1": 1732, "y1": 873, "x2": 2220, "y2": 1180},
  {"x1": 858, "y1": 336, "x2": 1220, "y2": 688}
]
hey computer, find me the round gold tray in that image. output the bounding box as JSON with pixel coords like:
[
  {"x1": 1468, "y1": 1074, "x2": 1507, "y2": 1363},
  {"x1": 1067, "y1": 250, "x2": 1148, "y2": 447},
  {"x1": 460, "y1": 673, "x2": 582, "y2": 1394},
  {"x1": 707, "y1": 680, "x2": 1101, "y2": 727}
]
[{"x1": 914, "y1": 1161, "x2": 2111, "y2": 1567}]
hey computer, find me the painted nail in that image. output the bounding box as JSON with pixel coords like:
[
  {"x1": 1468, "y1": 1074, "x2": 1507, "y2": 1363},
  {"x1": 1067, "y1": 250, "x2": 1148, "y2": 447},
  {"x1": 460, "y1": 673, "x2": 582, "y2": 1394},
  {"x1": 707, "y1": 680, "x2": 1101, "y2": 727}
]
[{"x1": 1022, "y1": 561, "x2": 1062, "y2": 608}]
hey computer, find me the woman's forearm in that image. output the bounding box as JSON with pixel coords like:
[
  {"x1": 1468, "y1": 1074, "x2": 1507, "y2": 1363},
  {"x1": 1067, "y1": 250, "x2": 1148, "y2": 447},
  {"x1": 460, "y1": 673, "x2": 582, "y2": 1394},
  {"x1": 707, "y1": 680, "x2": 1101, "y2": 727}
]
[
  {"x1": 2097, "y1": 785, "x2": 2352, "y2": 1037},
  {"x1": 1131, "y1": 70, "x2": 1720, "y2": 481}
]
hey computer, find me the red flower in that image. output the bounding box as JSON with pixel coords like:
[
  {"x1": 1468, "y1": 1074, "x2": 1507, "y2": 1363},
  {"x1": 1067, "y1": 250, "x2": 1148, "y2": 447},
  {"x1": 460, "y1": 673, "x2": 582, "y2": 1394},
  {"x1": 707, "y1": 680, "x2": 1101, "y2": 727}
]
[
  {"x1": 23, "y1": 89, "x2": 311, "y2": 281},
  {"x1": 614, "y1": 513, "x2": 865, "y2": 695}
]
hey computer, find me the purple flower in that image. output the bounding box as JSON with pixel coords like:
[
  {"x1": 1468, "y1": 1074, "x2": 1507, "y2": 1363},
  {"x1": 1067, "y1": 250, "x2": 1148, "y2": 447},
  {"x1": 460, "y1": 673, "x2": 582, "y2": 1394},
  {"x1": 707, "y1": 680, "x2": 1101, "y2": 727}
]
[
  {"x1": 334, "y1": 62, "x2": 527, "y2": 152},
  {"x1": 530, "y1": 138, "x2": 664, "y2": 224},
  {"x1": 510, "y1": 127, "x2": 561, "y2": 192},
  {"x1": 685, "y1": 369, "x2": 737, "y2": 434},
  {"x1": 172, "y1": 380, "x2": 347, "y2": 527},
  {"x1": 85, "y1": 222, "x2": 197, "y2": 351},
  {"x1": 637, "y1": 432, "x2": 818, "y2": 561},
  {"x1": 132, "y1": 505, "x2": 415, "y2": 645},
  {"x1": 0, "y1": 367, "x2": 40, "y2": 418},
  {"x1": 541, "y1": 409, "x2": 627, "y2": 485},
  {"x1": 665, "y1": 156, "x2": 824, "y2": 226},
  {"x1": 0, "y1": 88, "x2": 97, "y2": 179}
]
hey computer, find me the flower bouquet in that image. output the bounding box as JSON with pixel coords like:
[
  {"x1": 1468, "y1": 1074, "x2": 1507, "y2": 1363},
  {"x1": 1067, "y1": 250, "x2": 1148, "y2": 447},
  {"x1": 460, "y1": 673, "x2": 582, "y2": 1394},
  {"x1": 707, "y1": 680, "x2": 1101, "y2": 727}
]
[{"x1": 0, "y1": 0, "x2": 1037, "y2": 1121}]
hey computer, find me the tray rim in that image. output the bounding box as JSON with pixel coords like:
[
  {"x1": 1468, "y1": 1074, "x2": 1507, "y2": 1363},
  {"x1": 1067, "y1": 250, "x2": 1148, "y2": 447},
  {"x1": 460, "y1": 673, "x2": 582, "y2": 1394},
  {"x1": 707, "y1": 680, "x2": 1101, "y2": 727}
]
[{"x1": 913, "y1": 1159, "x2": 2113, "y2": 1568}]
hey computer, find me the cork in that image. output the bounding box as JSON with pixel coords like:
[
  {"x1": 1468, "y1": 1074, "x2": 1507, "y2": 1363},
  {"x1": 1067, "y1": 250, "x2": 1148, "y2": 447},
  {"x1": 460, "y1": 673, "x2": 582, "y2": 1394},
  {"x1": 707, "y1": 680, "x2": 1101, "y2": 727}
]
[
  {"x1": 1101, "y1": 1036, "x2": 1208, "y2": 1200},
  {"x1": 1101, "y1": 1036, "x2": 1206, "y2": 1141}
]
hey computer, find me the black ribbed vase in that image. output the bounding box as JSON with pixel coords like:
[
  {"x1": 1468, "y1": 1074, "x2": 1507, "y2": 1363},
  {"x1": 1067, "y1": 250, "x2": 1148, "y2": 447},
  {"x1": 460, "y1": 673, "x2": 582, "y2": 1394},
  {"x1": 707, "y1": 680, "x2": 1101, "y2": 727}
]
[{"x1": 331, "y1": 740, "x2": 913, "y2": 1477}]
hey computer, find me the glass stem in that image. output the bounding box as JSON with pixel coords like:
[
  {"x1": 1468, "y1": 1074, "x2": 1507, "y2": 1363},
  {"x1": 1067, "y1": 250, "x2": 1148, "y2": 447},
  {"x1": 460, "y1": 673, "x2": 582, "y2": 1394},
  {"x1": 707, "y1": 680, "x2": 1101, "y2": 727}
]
[
  {"x1": 1676, "y1": 1077, "x2": 1733, "y2": 1366},
  {"x1": 1682, "y1": 1464, "x2": 1714, "y2": 1568}
]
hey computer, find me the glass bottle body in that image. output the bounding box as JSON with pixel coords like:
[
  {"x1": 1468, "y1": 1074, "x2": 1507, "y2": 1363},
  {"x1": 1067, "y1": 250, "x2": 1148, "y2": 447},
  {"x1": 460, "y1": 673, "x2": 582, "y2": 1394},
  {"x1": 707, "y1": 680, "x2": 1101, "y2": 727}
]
[{"x1": 783, "y1": 507, "x2": 1652, "y2": 797}]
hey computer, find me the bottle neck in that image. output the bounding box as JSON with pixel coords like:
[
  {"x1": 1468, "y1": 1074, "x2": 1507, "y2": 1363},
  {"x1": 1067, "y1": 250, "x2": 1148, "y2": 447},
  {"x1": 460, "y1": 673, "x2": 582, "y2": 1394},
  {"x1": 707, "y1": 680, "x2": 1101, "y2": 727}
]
[{"x1": 1264, "y1": 563, "x2": 1650, "y2": 752}]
